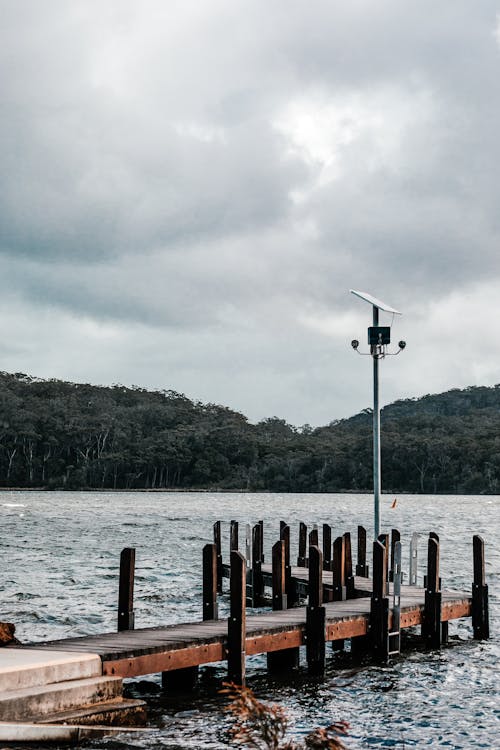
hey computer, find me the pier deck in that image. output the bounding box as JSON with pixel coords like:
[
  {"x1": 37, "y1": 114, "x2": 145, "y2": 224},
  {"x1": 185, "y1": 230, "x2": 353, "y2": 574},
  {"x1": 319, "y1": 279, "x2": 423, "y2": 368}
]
[{"x1": 23, "y1": 579, "x2": 472, "y2": 679}]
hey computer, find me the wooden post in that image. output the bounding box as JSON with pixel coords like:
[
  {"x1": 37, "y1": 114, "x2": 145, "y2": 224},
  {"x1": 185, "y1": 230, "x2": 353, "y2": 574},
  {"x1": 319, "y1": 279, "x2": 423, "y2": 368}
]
[
  {"x1": 203, "y1": 543, "x2": 218, "y2": 621},
  {"x1": 332, "y1": 536, "x2": 345, "y2": 601},
  {"x1": 309, "y1": 527, "x2": 319, "y2": 548},
  {"x1": 356, "y1": 525, "x2": 369, "y2": 577},
  {"x1": 281, "y1": 523, "x2": 296, "y2": 606},
  {"x1": 378, "y1": 533, "x2": 390, "y2": 594},
  {"x1": 389, "y1": 528, "x2": 400, "y2": 582},
  {"x1": 213, "y1": 521, "x2": 223, "y2": 594},
  {"x1": 370, "y1": 540, "x2": 389, "y2": 660},
  {"x1": 268, "y1": 540, "x2": 299, "y2": 672},
  {"x1": 118, "y1": 547, "x2": 135, "y2": 632},
  {"x1": 251, "y1": 523, "x2": 264, "y2": 606},
  {"x1": 472, "y1": 535, "x2": 489, "y2": 640},
  {"x1": 409, "y1": 532, "x2": 418, "y2": 585},
  {"x1": 227, "y1": 550, "x2": 246, "y2": 684},
  {"x1": 422, "y1": 537, "x2": 442, "y2": 648},
  {"x1": 306, "y1": 545, "x2": 325, "y2": 675},
  {"x1": 297, "y1": 522, "x2": 307, "y2": 566},
  {"x1": 344, "y1": 532, "x2": 355, "y2": 599},
  {"x1": 323, "y1": 524, "x2": 332, "y2": 571},
  {"x1": 259, "y1": 520, "x2": 264, "y2": 563},
  {"x1": 230, "y1": 520, "x2": 239, "y2": 553}
]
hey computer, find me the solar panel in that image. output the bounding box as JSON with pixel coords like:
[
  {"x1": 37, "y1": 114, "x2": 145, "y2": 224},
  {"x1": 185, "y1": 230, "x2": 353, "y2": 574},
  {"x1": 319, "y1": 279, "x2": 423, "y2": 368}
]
[{"x1": 350, "y1": 289, "x2": 402, "y2": 315}]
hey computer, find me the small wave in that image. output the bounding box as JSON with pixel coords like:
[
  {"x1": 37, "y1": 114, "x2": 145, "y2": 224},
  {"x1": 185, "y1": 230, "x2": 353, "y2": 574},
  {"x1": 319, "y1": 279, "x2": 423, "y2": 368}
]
[{"x1": 3, "y1": 503, "x2": 26, "y2": 508}]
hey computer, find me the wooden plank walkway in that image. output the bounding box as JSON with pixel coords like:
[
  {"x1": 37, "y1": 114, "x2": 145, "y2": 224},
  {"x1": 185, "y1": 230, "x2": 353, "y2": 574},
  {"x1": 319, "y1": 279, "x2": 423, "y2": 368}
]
[{"x1": 24, "y1": 579, "x2": 472, "y2": 679}]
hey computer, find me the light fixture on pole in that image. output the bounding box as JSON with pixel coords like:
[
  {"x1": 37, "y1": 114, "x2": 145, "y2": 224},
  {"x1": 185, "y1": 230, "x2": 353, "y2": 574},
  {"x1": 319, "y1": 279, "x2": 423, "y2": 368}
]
[{"x1": 349, "y1": 290, "x2": 406, "y2": 539}]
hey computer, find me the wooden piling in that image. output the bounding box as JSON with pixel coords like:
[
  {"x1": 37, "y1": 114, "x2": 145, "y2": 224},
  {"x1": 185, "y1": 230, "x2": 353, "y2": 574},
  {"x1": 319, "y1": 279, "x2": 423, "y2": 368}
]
[
  {"x1": 306, "y1": 545, "x2": 325, "y2": 675},
  {"x1": 378, "y1": 533, "x2": 390, "y2": 594},
  {"x1": 202, "y1": 543, "x2": 218, "y2": 621},
  {"x1": 268, "y1": 540, "x2": 299, "y2": 672},
  {"x1": 117, "y1": 547, "x2": 135, "y2": 632},
  {"x1": 332, "y1": 536, "x2": 345, "y2": 601},
  {"x1": 259, "y1": 520, "x2": 264, "y2": 563},
  {"x1": 309, "y1": 527, "x2": 319, "y2": 548},
  {"x1": 251, "y1": 523, "x2": 264, "y2": 606},
  {"x1": 323, "y1": 524, "x2": 332, "y2": 571},
  {"x1": 389, "y1": 529, "x2": 400, "y2": 583},
  {"x1": 344, "y1": 532, "x2": 355, "y2": 599},
  {"x1": 280, "y1": 523, "x2": 297, "y2": 606},
  {"x1": 213, "y1": 521, "x2": 223, "y2": 594},
  {"x1": 227, "y1": 550, "x2": 246, "y2": 684},
  {"x1": 356, "y1": 525, "x2": 369, "y2": 577},
  {"x1": 297, "y1": 522, "x2": 307, "y2": 567},
  {"x1": 472, "y1": 535, "x2": 489, "y2": 640},
  {"x1": 230, "y1": 520, "x2": 239, "y2": 553},
  {"x1": 370, "y1": 540, "x2": 389, "y2": 660},
  {"x1": 422, "y1": 537, "x2": 442, "y2": 648}
]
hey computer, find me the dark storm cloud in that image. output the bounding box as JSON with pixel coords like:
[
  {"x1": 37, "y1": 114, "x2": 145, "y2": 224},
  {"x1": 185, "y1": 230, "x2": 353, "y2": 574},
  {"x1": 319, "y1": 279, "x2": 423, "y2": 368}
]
[{"x1": 1, "y1": 0, "x2": 500, "y2": 422}]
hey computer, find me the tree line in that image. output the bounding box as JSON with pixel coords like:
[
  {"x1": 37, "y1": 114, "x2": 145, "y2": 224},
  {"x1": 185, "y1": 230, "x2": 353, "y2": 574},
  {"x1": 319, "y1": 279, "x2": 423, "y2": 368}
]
[{"x1": 0, "y1": 371, "x2": 499, "y2": 494}]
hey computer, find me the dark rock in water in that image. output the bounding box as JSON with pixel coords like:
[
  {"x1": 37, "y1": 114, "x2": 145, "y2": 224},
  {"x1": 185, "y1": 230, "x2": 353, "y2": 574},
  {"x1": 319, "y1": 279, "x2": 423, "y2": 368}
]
[{"x1": 0, "y1": 622, "x2": 21, "y2": 646}]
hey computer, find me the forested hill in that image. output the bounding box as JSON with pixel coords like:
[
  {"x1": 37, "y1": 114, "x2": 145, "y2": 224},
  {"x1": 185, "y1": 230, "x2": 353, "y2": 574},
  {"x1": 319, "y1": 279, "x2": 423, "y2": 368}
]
[{"x1": 0, "y1": 371, "x2": 499, "y2": 494}]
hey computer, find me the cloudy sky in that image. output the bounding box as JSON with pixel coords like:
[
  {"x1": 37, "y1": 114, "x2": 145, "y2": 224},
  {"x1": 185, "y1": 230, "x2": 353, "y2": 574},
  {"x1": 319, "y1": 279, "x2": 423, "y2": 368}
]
[{"x1": 1, "y1": 1, "x2": 500, "y2": 425}]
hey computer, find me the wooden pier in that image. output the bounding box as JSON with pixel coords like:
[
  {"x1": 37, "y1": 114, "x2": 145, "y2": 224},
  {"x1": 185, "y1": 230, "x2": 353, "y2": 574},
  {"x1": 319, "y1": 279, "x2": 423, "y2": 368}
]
[
  {"x1": 1, "y1": 520, "x2": 489, "y2": 738},
  {"x1": 12, "y1": 523, "x2": 490, "y2": 681}
]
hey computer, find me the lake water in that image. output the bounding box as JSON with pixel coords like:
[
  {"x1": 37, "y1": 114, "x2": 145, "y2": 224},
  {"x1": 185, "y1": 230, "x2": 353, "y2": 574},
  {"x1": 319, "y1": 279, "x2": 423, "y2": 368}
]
[{"x1": 1, "y1": 491, "x2": 498, "y2": 749}]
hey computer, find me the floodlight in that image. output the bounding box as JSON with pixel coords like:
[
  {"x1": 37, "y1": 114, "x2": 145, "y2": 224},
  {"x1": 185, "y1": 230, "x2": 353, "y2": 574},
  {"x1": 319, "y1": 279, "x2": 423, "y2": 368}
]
[
  {"x1": 399, "y1": 340, "x2": 406, "y2": 350},
  {"x1": 351, "y1": 339, "x2": 359, "y2": 350}
]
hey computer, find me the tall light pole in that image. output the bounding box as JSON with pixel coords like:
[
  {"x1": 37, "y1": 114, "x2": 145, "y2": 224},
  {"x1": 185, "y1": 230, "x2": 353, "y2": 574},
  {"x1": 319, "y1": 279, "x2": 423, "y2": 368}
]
[{"x1": 349, "y1": 290, "x2": 405, "y2": 539}]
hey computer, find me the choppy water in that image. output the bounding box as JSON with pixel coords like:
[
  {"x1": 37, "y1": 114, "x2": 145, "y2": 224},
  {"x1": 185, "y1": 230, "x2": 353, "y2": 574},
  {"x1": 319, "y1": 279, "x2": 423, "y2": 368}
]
[{"x1": 1, "y1": 491, "x2": 498, "y2": 749}]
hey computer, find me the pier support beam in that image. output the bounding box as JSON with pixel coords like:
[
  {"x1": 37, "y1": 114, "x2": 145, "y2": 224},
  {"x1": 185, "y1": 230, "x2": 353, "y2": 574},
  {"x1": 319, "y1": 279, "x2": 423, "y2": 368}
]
[
  {"x1": 213, "y1": 521, "x2": 223, "y2": 594},
  {"x1": 323, "y1": 524, "x2": 332, "y2": 571},
  {"x1": 356, "y1": 525, "x2": 369, "y2": 578},
  {"x1": 251, "y1": 523, "x2": 264, "y2": 606},
  {"x1": 297, "y1": 522, "x2": 307, "y2": 567},
  {"x1": 227, "y1": 550, "x2": 246, "y2": 685},
  {"x1": 472, "y1": 535, "x2": 489, "y2": 640},
  {"x1": 267, "y1": 540, "x2": 299, "y2": 673},
  {"x1": 117, "y1": 548, "x2": 135, "y2": 632},
  {"x1": 344, "y1": 532, "x2": 355, "y2": 599},
  {"x1": 203, "y1": 543, "x2": 218, "y2": 621},
  {"x1": 370, "y1": 540, "x2": 389, "y2": 660},
  {"x1": 306, "y1": 545, "x2": 326, "y2": 675},
  {"x1": 389, "y1": 529, "x2": 400, "y2": 583},
  {"x1": 422, "y1": 536, "x2": 442, "y2": 649}
]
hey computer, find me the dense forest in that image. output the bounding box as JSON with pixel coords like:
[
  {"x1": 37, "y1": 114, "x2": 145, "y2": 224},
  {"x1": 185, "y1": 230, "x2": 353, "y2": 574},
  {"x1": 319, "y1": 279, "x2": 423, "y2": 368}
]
[{"x1": 0, "y1": 371, "x2": 499, "y2": 494}]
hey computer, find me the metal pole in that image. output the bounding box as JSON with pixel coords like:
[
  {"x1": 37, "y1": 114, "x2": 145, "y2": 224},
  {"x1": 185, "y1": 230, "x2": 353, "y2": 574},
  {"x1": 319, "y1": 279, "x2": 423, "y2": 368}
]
[{"x1": 372, "y1": 305, "x2": 381, "y2": 539}]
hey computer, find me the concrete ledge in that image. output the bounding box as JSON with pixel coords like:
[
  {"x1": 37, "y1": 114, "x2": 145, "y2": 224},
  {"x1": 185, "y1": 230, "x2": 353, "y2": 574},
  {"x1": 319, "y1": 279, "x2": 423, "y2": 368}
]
[
  {"x1": 0, "y1": 649, "x2": 101, "y2": 691},
  {"x1": 0, "y1": 720, "x2": 154, "y2": 743},
  {"x1": 0, "y1": 675, "x2": 122, "y2": 721}
]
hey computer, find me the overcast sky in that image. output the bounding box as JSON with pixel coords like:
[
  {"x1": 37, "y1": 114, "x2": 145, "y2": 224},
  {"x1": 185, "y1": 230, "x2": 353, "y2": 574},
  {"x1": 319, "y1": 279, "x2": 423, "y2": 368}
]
[{"x1": 1, "y1": 1, "x2": 500, "y2": 425}]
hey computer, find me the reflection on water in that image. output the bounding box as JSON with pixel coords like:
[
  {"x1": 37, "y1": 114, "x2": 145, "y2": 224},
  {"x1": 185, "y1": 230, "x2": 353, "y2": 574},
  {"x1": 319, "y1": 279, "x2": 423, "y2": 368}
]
[{"x1": 1, "y1": 491, "x2": 498, "y2": 748}]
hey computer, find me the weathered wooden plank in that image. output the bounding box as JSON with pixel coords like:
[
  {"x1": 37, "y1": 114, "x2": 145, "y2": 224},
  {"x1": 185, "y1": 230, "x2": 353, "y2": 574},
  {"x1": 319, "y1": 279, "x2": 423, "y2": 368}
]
[{"x1": 356, "y1": 525, "x2": 369, "y2": 577}]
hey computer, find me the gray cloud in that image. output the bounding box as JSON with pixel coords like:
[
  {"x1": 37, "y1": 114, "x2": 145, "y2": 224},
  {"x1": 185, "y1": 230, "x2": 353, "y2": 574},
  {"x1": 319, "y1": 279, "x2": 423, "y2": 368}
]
[{"x1": 1, "y1": 1, "x2": 500, "y2": 423}]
